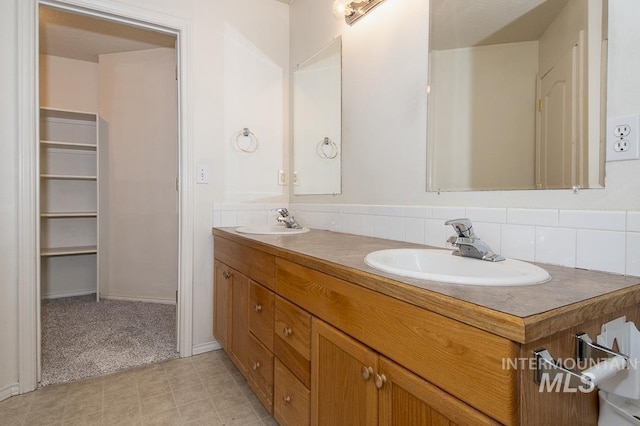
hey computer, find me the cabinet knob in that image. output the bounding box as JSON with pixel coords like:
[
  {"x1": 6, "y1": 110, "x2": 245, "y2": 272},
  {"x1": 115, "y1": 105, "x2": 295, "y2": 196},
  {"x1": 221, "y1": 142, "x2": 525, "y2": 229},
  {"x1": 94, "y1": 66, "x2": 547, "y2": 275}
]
[
  {"x1": 254, "y1": 304, "x2": 262, "y2": 312},
  {"x1": 253, "y1": 362, "x2": 260, "y2": 370},
  {"x1": 283, "y1": 395, "x2": 291, "y2": 404},
  {"x1": 222, "y1": 271, "x2": 231, "y2": 279},
  {"x1": 282, "y1": 327, "x2": 293, "y2": 337},
  {"x1": 374, "y1": 373, "x2": 387, "y2": 389},
  {"x1": 361, "y1": 366, "x2": 373, "y2": 381}
]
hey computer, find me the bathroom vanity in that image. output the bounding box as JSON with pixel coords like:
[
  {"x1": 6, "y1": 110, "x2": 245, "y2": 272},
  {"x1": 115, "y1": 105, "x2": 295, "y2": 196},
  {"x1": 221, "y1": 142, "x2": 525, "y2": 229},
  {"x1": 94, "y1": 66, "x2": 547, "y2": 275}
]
[{"x1": 212, "y1": 227, "x2": 640, "y2": 425}]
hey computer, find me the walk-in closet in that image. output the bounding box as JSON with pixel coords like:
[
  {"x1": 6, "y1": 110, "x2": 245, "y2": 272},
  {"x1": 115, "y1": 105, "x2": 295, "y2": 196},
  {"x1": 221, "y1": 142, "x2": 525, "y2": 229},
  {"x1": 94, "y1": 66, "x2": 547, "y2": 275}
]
[{"x1": 39, "y1": 5, "x2": 180, "y2": 385}]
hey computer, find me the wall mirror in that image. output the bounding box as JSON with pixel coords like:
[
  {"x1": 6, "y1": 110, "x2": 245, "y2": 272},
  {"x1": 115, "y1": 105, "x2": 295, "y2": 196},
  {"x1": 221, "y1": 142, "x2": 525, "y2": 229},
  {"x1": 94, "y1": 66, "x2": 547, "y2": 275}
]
[
  {"x1": 427, "y1": 0, "x2": 607, "y2": 191},
  {"x1": 293, "y1": 37, "x2": 342, "y2": 195}
]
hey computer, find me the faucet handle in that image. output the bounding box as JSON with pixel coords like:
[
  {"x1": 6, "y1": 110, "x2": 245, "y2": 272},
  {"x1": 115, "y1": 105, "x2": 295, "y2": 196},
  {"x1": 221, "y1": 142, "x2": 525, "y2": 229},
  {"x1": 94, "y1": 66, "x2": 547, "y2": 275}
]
[
  {"x1": 445, "y1": 218, "x2": 475, "y2": 238},
  {"x1": 274, "y1": 208, "x2": 289, "y2": 217}
]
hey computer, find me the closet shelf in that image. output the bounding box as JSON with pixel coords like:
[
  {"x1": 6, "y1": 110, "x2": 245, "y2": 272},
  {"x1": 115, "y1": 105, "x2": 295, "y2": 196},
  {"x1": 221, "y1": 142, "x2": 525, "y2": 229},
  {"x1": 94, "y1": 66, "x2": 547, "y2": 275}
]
[
  {"x1": 41, "y1": 245, "x2": 97, "y2": 257},
  {"x1": 40, "y1": 140, "x2": 97, "y2": 151},
  {"x1": 40, "y1": 107, "x2": 97, "y2": 122},
  {"x1": 41, "y1": 212, "x2": 97, "y2": 218},
  {"x1": 40, "y1": 174, "x2": 97, "y2": 181}
]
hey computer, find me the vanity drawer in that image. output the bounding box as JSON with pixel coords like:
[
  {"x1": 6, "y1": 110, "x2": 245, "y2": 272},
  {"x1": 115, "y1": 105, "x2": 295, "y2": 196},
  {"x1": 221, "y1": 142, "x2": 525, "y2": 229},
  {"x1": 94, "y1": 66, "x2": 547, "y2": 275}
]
[
  {"x1": 275, "y1": 295, "x2": 311, "y2": 388},
  {"x1": 246, "y1": 333, "x2": 274, "y2": 413},
  {"x1": 249, "y1": 281, "x2": 274, "y2": 351},
  {"x1": 274, "y1": 358, "x2": 310, "y2": 426},
  {"x1": 214, "y1": 236, "x2": 275, "y2": 289}
]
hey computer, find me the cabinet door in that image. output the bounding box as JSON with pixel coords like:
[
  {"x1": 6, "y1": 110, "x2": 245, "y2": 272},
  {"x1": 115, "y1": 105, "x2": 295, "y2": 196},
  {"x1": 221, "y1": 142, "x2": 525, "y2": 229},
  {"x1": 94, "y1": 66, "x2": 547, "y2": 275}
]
[
  {"x1": 213, "y1": 260, "x2": 231, "y2": 350},
  {"x1": 311, "y1": 318, "x2": 377, "y2": 426},
  {"x1": 377, "y1": 356, "x2": 500, "y2": 426},
  {"x1": 229, "y1": 268, "x2": 250, "y2": 376}
]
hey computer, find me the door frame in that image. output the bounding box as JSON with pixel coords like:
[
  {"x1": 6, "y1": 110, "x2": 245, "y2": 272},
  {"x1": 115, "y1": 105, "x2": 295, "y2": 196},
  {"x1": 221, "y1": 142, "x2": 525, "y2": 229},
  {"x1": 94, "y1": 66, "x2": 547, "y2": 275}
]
[{"x1": 17, "y1": 0, "x2": 194, "y2": 392}]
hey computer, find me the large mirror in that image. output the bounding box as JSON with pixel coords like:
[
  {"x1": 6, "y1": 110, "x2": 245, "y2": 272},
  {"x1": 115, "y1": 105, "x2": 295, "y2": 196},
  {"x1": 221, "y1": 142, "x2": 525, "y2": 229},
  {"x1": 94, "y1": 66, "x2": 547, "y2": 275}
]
[
  {"x1": 427, "y1": 0, "x2": 607, "y2": 191},
  {"x1": 293, "y1": 37, "x2": 342, "y2": 195}
]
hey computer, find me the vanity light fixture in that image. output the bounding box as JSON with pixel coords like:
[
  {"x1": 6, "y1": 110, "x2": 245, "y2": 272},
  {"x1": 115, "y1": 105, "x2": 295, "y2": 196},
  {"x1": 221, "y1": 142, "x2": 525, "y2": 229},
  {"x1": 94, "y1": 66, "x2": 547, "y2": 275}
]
[{"x1": 332, "y1": 0, "x2": 386, "y2": 25}]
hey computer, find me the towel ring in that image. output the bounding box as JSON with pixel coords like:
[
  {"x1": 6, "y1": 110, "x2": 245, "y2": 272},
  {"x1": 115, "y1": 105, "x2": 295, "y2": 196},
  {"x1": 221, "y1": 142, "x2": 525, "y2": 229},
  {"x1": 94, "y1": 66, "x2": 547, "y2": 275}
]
[
  {"x1": 233, "y1": 128, "x2": 259, "y2": 153},
  {"x1": 317, "y1": 137, "x2": 338, "y2": 159}
]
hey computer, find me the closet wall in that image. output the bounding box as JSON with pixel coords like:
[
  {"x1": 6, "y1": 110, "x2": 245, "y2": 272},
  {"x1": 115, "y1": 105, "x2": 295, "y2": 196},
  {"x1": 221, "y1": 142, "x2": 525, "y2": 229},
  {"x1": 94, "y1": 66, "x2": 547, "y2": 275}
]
[{"x1": 40, "y1": 48, "x2": 177, "y2": 303}]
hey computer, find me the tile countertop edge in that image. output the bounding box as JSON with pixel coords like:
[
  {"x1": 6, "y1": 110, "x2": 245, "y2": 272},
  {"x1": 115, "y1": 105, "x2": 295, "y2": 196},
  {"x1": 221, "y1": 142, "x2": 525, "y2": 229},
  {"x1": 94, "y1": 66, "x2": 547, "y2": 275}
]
[{"x1": 212, "y1": 227, "x2": 640, "y2": 344}]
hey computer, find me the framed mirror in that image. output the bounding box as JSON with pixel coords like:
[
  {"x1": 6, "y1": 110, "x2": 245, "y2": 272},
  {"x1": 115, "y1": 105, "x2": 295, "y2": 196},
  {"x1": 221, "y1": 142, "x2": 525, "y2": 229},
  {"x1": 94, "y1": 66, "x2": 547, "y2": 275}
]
[
  {"x1": 427, "y1": 0, "x2": 607, "y2": 191},
  {"x1": 293, "y1": 37, "x2": 342, "y2": 195}
]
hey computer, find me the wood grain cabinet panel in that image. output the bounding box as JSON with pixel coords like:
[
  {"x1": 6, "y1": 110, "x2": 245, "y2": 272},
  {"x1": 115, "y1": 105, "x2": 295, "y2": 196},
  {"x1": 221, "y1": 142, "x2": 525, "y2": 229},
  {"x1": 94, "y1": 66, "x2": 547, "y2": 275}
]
[
  {"x1": 377, "y1": 356, "x2": 500, "y2": 426},
  {"x1": 229, "y1": 266, "x2": 250, "y2": 376},
  {"x1": 213, "y1": 260, "x2": 230, "y2": 351},
  {"x1": 249, "y1": 281, "x2": 275, "y2": 351},
  {"x1": 274, "y1": 358, "x2": 310, "y2": 426},
  {"x1": 214, "y1": 236, "x2": 275, "y2": 289},
  {"x1": 312, "y1": 318, "x2": 378, "y2": 426},
  {"x1": 247, "y1": 333, "x2": 274, "y2": 412},
  {"x1": 277, "y1": 258, "x2": 517, "y2": 425},
  {"x1": 275, "y1": 295, "x2": 312, "y2": 388}
]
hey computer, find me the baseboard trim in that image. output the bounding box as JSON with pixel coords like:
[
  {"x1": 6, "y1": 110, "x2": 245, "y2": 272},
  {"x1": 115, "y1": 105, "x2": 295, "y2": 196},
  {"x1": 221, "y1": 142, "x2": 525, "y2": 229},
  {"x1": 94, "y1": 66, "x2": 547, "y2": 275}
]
[
  {"x1": 41, "y1": 290, "x2": 95, "y2": 300},
  {"x1": 100, "y1": 295, "x2": 176, "y2": 305},
  {"x1": 192, "y1": 341, "x2": 221, "y2": 355},
  {"x1": 0, "y1": 383, "x2": 20, "y2": 403}
]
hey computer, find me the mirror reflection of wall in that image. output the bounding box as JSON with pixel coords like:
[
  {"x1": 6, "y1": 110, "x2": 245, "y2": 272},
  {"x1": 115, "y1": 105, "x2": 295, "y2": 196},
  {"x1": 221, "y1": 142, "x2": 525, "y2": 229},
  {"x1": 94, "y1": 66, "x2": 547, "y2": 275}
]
[
  {"x1": 293, "y1": 37, "x2": 342, "y2": 195},
  {"x1": 427, "y1": 0, "x2": 606, "y2": 191}
]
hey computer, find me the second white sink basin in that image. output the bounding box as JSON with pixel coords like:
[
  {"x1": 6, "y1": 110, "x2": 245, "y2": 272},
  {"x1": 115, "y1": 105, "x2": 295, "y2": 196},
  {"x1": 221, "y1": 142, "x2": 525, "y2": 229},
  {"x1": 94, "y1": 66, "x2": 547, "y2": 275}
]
[
  {"x1": 364, "y1": 249, "x2": 550, "y2": 286},
  {"x1": 236, "y1": 225, "x2": 310, "y2": 235}
]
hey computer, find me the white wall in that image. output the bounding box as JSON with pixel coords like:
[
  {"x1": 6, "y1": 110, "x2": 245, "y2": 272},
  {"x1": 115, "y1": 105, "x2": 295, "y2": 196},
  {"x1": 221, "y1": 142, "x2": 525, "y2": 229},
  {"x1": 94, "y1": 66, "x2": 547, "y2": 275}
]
[
  {"x1": 429, "y1": 42, "x2": 538, "y2": 190},
  {"x1": 290, "y1": 0, "x2": 640, "y2": 210},
  {"x1": 39, "y1": 54, "x2": 99, "y2": 112},
  {"x1": 0, "y1": 0, "x2": 19, "y2": 400},
  {"x1": 0, "y1": 0, "x2": 289, "y2": 396}
]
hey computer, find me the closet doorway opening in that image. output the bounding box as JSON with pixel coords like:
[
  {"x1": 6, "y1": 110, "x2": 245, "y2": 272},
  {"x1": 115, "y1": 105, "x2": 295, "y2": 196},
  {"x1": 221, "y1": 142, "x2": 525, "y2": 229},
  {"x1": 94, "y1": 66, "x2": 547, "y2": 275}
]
[{"x1": 38, "y1": 3, "x2": 181, "y2": 386}]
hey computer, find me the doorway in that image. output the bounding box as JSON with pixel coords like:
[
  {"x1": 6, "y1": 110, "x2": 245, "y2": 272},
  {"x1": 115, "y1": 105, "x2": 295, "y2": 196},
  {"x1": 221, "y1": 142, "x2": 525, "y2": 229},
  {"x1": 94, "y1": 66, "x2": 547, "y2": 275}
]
[{"x1": 35, "y1": 1, "x2": 185, "y2": 386}]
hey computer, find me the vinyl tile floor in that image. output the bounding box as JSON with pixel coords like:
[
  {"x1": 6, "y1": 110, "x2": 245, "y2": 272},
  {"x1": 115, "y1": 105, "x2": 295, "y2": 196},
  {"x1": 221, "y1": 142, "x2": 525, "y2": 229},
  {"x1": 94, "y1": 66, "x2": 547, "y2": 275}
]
[{"x1": 0, "y1": 350, "x2": 278, "y2": 426}]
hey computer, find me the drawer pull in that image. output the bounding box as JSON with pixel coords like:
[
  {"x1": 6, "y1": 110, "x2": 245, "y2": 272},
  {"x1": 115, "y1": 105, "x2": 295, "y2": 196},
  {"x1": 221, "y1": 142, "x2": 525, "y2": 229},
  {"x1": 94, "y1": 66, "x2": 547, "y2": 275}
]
[
  {"x1": 283, "y1": 395, "x2": 291, "y2": 404},
  {"x1": 283, "y1": 327, "x2": 293, "y2": 337},
  {"x1": 254, "y1": 304, "x2": 262, "y2": 312},
  {"x1": 253, "y1": 362, "x2": 261, "y2": 370},
  {"x1": 374, "y1": 373, "x2": 387, "y2": 389},
  {"x1": 361, "y1": 366, "x2": 373, "y2": 381},
  {"x1": 222, "y1": 271, "x2": 231, "y2": 279}
]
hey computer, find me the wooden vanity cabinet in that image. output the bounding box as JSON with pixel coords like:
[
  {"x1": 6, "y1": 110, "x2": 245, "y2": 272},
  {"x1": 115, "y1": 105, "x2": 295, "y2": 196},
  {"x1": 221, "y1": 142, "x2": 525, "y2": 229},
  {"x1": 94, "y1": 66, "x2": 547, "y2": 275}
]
[
  {"x1": 213, "y1": 260, "x2": 230, "y2": 351},
  {"x1": 312, "y1": 317, "x2": 499, "y2": 426},
  {"x1": 213, "y1": 260, "x2": 250, "y2": 376},
  {"x1": 213, "y1": 238, "x2": 277, "y2": 413}
]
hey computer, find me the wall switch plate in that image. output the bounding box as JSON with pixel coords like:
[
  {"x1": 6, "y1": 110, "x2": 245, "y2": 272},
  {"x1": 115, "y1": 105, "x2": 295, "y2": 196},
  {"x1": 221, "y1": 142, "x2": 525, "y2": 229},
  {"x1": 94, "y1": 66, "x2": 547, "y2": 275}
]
[
  {"x1": 607, "y1": 115, "x2": 640, "y2": 162},
  {"x1": 278, "y1": 169, "x2": 286, "y2": 186},
  {"x1": 196, "y1": 165, "x2": 209, "y2": 184}
]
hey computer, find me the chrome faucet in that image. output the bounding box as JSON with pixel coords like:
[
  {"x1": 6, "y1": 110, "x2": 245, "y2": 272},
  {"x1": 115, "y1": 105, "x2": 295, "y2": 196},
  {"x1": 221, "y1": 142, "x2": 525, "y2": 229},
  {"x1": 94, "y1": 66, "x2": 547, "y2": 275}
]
[
  {"x1": 274, "y1": 208, "x2": 302, "y2": 229},
  {"x1": 445, "y1": 218, "x2": 504, "y2": 262}
]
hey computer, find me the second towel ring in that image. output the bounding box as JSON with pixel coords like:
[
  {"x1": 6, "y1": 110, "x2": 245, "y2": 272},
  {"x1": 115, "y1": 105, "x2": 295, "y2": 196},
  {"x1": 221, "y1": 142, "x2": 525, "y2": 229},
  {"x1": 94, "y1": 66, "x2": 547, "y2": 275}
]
[
  {"x1": 317, "y1": 137, "x2": 338, "y2": 159},
  {"x1": 233, "y1": 128, "x2": 259, "y2": 153}
]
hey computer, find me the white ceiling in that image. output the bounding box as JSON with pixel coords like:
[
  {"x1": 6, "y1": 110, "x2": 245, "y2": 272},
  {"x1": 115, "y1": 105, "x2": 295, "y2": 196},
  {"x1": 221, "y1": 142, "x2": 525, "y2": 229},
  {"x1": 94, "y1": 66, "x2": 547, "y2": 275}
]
[
  {"x1": 39, "y1": 6, "x2": 176, "y2": 63},
  {"x1": 430, "y1": 0, "x2": 570, "y2": 50}
]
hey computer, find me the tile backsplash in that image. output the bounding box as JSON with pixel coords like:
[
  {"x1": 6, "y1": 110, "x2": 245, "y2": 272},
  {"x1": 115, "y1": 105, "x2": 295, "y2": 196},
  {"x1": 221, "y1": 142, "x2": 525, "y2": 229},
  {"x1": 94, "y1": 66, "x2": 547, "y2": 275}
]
[{"x1": 213, "y1": 203, "x2": 640, "y2": 277}]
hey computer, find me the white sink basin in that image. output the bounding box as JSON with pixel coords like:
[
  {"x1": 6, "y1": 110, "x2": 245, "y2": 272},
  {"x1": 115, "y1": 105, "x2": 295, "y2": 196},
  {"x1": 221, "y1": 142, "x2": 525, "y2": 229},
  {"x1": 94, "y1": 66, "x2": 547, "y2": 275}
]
[
  {"x1": 364, "y1": 249, "x2": 550, "y2": 286},
  {"x1": 236, "y1": 225, "x2": 310, "y2": 235}
]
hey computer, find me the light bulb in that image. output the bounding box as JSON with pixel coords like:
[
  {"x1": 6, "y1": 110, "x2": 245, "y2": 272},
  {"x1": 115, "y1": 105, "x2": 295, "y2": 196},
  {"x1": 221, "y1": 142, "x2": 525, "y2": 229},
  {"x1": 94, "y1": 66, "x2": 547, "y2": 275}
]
[{"x1": 332, "y1": 0, "x2": 349, "y2": 17}]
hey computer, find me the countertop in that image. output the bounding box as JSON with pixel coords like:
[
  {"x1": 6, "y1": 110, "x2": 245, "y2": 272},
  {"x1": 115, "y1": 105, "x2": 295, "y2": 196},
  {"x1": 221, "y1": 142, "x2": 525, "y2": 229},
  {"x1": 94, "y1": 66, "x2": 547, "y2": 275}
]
[{"x1": 213, "y1": 227, "x2": 640, "y2": 343}]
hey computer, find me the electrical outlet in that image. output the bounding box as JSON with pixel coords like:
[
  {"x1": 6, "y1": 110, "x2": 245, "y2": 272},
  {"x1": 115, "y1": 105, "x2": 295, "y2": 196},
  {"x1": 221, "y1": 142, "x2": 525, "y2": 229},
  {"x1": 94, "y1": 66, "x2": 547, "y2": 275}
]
[
  {"x1": 278, "y1": 169, "x2": 286, "y2": 186},
  {"x1": 607, "y1": 115, "x2": 640, "y2": 161}
]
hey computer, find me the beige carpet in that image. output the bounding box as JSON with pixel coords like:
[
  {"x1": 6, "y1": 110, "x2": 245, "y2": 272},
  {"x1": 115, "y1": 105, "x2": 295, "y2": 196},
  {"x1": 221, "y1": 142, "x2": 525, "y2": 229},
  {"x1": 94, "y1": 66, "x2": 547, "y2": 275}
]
[{"x1": 40, "y1": 295, "x2": 178, "y2": 386}]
